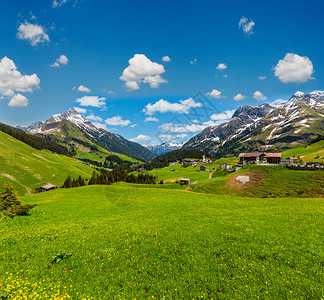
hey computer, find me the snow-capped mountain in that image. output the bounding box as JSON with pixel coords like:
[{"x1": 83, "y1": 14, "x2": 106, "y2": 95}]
[
  {"x1": 16, "y1": 121, "x2": 44, "y2": 133},
  {"x1": 34, "y1": 108, "x2": 156, "y2": 161},
  {"x1": 40, "y1": 108, "x2": 98, "y2": 133},
  {"x1": 184, "y1": 91, "x2": 324, "y2": 156},
  {"x1": 145, "y1": 142, "x2": 183, "y2": 156}
]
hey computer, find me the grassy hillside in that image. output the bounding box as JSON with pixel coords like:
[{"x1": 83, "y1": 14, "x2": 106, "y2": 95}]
[
  {"x1": 282, "y1": 140, "x2": 324, "y2": 162},
  {"x1": 192, "y1": 165, "x2": 324, "y2": 198},
  {"x1": 0, "y1": 131, "x2": 95, "y2": 195},
  {"x1": 146, "y1": 163, "x2": 215, "y2": 183},
  {"x1": 1, "y1": 185, "x2": 323, "y2": 299}
]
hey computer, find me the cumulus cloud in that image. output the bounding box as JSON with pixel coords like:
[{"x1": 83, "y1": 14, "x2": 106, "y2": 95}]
[
  {"x1": 216, "y1": 63, "x2": 227, "y2": 70},
  {"x1": 92, "y1": 122, "x2": 107, "y2": 130},
  {"x1": 86, "y1": 114, "x2": 103, "y2": 122},
  {"x1": 52, "y1": 0, "x2": 68, "y2": 8},
  {"x1": 8, "y1": 93, "x2": 28, "y2": 107},
  {"x1": 190, "y1": 58, "x2": 197, "y2": 65},
  {"x1": 0, "y1": 56, "x2": 40, "y2": 107},
  {"x1": 105, "y1": 115, "x2": 131, "y2": 127},
  {"x1": 17, "y1": 22, "x2": 49, "y2": 46},
  {"x1": 253, "y1": 91, "x2": 267, "y2": 101},
  {"x1": 160, "y1": 123, "x2": 206, "y2": 133},
  {"x1": 233, "y1": 93, "x2": 246, "y2": 101},
  {"x1": 76, "y1": 85, "x2": 91, "y2": 92},
  {"x1": 74, "y1": 107, "x2": 86, "y2": 114},
  {"x1": 130, "y1": 134, "x2": 151, "y2": 143},
  {"x1": 210, "y1": 109, "x2": 235, "y2": 122},
  {"x1": 120, "y1": 54, "x2": 167, "y2": 91},
  {"x1": 162, "y1": 56, "x2": 171, "y2": 62},
  {"x1": 259, "y1": 76, "x2": 266, "y2": 80},
  {"x1": 238, "y1": 17, "x2": 255, "y2": 35},
  {"x1": 145, "y1": 117, "x2": 159, "y2": 122},
  {"x1": 76, "y1": 95, "x2": 106, "y2": 107},
  {"x1": 206, "y1": 89, "x2": 223, "y2": 99},
  {"x1": 51, "y1": 55, "x2": 68, "y2": 68},
  {"x1": 274, "y1": 53, "x2": 314, "y2": 83},
  {"x1": 143, "y1": 98, "x2": 202, "y2": 115}
]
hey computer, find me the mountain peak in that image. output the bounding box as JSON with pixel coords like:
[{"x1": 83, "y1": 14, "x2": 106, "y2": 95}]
[{"x1": 44, "y1": 107, "x2": 99, "y2": 133}]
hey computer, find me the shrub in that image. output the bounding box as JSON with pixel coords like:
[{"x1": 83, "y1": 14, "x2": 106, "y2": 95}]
[{"x1": 0, "y1": 183, "x2": 36, "y2": 218}]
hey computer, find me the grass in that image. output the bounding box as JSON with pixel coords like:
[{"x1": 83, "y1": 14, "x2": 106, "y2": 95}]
[
  {"x1": 0, "y1": 185, "x2": 323, "y2": 299},
  {"x1": 282, "y1": 140, "x2": 324, "y2": 162},
  {"x1": 0, "y1": 131, "x2": 95, "y2": 195},
  {"x1": 146, "y1": 163, "x2": 215, "y2": 183},
  {"x1": 192, "y1": 165, "x2": 324, "y2": 198}
]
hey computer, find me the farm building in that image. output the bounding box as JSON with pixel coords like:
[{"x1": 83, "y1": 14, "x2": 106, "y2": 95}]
[
  {"x1": 35, "y1": 184, "x2": 56, "y2": 194},
  {"x1": 180, "y1": 178, "x2": 191, "y2": 185},
  {"x1": 239, "y1": 152, "x2": 282, "y2": 166},
  {"x1": 200, "y1": 165, "x2": 207, "y2": 172}
]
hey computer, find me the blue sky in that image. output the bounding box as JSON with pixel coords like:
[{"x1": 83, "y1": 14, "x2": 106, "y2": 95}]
[{"x1": 0, "y1": 0, "x2": 323, "y2": 145}]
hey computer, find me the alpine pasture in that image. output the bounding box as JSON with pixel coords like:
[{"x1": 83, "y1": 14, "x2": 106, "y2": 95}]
[{"x1": 1, "y1": 185, "x2": 323, "y2": 299}]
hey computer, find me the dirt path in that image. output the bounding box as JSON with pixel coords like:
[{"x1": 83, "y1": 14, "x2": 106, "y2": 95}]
[{"x1": 209, "y1": 172, "x2": 214, "y2": 179}]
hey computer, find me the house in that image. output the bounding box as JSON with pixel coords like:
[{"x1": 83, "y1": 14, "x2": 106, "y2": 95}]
[
  {"x1": 180, "y1": 178, "x2": 191, "y2": 185},
  {"x1": 35, "y1": 184, "x2": 56, "y2": 194},
  {"x1": 200, "y1": 165, "x2": 207, "y2": 172},
  {"x1": 137, "y1": 167, "x2": 147, "y2": 172},
  {"x1": 238, "y1": 152, "x2": 281, "y2": 166}
]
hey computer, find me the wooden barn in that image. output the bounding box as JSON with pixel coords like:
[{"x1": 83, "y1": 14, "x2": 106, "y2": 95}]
[
  {"x1": 200, "y1": 165, "x2": 207, "y2": 172},
  {"x1": 180, "y1": 178, "x2": 191, "y2": 185},
  {"x1": 35, "y1": 184, "x2": 56, "y2": 194}
]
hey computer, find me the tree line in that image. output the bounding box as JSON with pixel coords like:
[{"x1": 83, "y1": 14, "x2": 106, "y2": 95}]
[
  {"x1": 62, "y1": 165, "x2": 157, "y2": 188},
  {"x1": 0, "y1": 122, "x2": 70, "y2": 155}
]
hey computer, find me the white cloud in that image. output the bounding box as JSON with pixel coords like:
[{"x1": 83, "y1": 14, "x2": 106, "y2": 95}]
[
  {"x1": 253, "y1": 91, "x2": 267, "y2": 101},
  {"x1": 76, "y1": 95, "x2": 106, "y2": 107},
  {"x1": 274, "y1": 53, "x2": 314, "y2": 83},
  {"x1": 120, "y1": 54, "x2": 167, "y2": 91},
  {"x1": 238, "y1": 17, "x2": 255, "y2": 35},
  {"x1": 143, "y1": 98, "x2": 202, "y2": 115},
  {"x1": 52, "y1": 0, "x2": 68, "y2": 8},
  {"x1": 51, "y1": 55, "x2": 68, "y2": 68},
  {"x1": 74, "y1": 107, "x2": 86, "y2": 114},
  {"x1": 17, "y1": 22, "x2": 49, "y2": 46},
  {"x1": 8, "y1": 93, "x2": 28, "y2": 107},
  {"x1": 0, "y1": 56, "x2": 40, "y2": 107},
  {"x1": 143, "y1": 75, "x2": 167, "y2": 88},
  {"x1": 190, "y1": 58, "x2": 197, "y2": 65},
  {"x1": 176, "y1": 134, "x2": 187, "y2": 139},
  {"x1": 233, "y1": 93, "x2": 246, "y2": 101},
  {"x1": 86, "y1": 114, "x2": 103, "y2": 122},
  {"x1": 92, "y1": 122, "x2": 107, "y2": 130},
  {"x1": 222, "y1": 74, "x2": 228, "y2": 78},
  {"x1": 206, "y1": 89, "x2": 223, "y2": 99},
  {"x1": 145, "y1": 117, "x2": 159, "y2": 122},
  {"x1": 77, "y1": 85, "x2": 91, "y2": 93},
  {"x1": 210, "y1": 109, "x2": 235, "y2": 121},
  {"x1": 216, "y1": 63, "x2": 227, "y2": 70},
  {"x1": 105, "y1": 115, "x2": 131, "y2": 127},
  {"x1": 130, "y1": 134, "x2": 151, "y2": 143},
  {"x1": 130, "y1": 124, "x2": 137, "y2": 128},
  {"x1": 160, "y1": 123, "x2": 206, "y2": 133},
  {"x1": 259, "y1": 76, "x2": 266, "y2": 80},
  {"x1": 162, "y1": 56, "x2": 171, "y2": 62}
]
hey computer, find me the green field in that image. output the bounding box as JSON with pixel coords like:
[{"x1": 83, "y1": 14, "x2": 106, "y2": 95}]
[
  {"x1": 146, "y1": 163, "x2": 216, "y2": 183},
  {"x1": 0, "y1": 185, "x2": 323, "y2": 299},
  {"x1": 192, "y1": 165, "x2": 324, "y2": 198},
  {"x1": 0, "y1": 131, "x2": 95, "y2": 195},
  {"x1": 282, "y1": 140, "x2": 324, "y2": 162}
]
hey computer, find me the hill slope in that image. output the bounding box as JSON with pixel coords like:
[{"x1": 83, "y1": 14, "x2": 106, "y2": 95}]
[{"x1": 0, "y1": 131, "x2": 94, "y2": 195}]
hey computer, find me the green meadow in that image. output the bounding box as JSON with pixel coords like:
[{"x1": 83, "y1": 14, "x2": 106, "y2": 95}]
[
  {"x1": 282, "y1": 140, "x2": 324, "y2": 162},
  {"x1": 1, "y1": 185, "x2": 324, "y2": 299},
  {"x1": 0, "y1": 131, "x2": 94, "y2": 195}
]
